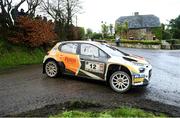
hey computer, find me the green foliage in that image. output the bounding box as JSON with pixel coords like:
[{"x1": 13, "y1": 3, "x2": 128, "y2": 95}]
[
  {"x1": 161, "y1": 23, "x2": 172, "y2": 40},
  {"x1": 166, "y1": 39, "x2": 180, "y2": 44},
  {"x1": 101, "y1": 22, "x2": 109, "y2": 38},
  {"x1": 163, "y1": 30, "x2": 172, "y2": 40},
  {"x1": 169, "y1": 15, "x2": 180, "y2": 39},
  {"x1": 175, "y1": 39, "x2": 180, "y2": 44},
  {"x1": 120, "y1": 39, "x2": 161, "y2": 45},
  {"x1": 0, "y1": 37, "x2": 13, "y2": 53},
  {"x1": 109, "y1": 107, "x2": 159, "y2": 117},
  {"x1": 105, "y1": 35, "x2": 115, "y2": 40},
  {"x1": 91, "y1": 33, "x2": 114, "y2": 40},
  {"x1": 115, "y1": 21, "x2": 128, "y2": 38},
  {"x1": 152, "y1": 27, "x2": 162, "y2": 40},
  {"x1": 115, "y1": 23, "x2": 122, "y2": 34},
  {"x1": 0, "y1": 38, "x2": 45, "y2": 69},
  {"x1": 86, "y1": 28, "x2": 93, "y2": 38},
  {"x1": 109, "y1": 24, "x2": 113, "y2": 36},
  {"x1": 51, "y1": 107, "x2": 166, "y2": 118},
  {"x1": 55, "y1": 111, "x2": 96, "y2": 118},
  {"x1": 92, "y1": 32, "x2": 102, "y2": 39},
  {"x1": 79, "y1": 27, "x2": 85, "y2": 39}
]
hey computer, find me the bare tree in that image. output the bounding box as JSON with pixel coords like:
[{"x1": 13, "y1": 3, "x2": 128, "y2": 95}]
[
  {"x1": 0, "y1": 0, "x2": 42, "y2": 29},
  {"x1": 0, "y1": 0, "x2": 25, "y2": 28},
  {"x1": 41, "y1": 0, "x2": 65, "y2": 23},
  {"x1": 65, "y1": 0, "x2": 82, "y2": 25},
  {"x1": 41, "y1": 0, "x2": 66, "y2": 39},
  {"x1": 26, "y1": 0, "x2": 42, "y2": 17},
  {"x1": 41, "y1": 0, "x2": 82, "y2": 40}
]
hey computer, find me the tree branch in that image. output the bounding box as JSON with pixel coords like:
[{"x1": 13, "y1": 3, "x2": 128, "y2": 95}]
[{"x1": 15, "y1": 0, "x2": 25, "y2": 10}]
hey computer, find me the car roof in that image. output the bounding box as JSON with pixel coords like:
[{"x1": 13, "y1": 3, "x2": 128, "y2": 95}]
[
  {"x1": 56, "y1": 40, "x2": 127, "y2": 57},
  {"x1": 57, "y1": 40, "x2": 102, "y2": 46}
]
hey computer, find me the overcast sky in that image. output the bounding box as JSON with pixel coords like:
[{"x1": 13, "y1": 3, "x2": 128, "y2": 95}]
[
  {"x1": 76, "y1": 0, "x2": 180, "y2": 32},
  {"x1": 20, "y1": 0, "x2": 180, "y2": 32}
]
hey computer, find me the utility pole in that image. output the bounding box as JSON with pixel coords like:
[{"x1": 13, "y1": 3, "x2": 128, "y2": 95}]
[
  {"x1": 76, "y1": 15, "x2": 77, "y2": 27},
  {"x1": 101, "y1": 21, "x2": 104, "y2": 39}
]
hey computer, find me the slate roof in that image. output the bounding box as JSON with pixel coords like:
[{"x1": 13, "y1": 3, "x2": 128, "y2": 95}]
[{"x1": 116, "y1": 14, "x2": 161, "y2": 29}]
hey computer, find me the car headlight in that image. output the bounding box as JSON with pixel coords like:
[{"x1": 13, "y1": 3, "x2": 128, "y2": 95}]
[{"x1": 139, "y1": 67, "x2": 145, "y2": 73}]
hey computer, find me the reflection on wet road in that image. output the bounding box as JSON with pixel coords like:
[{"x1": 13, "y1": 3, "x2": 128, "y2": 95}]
[{"x1": 120, "y1": 48, "x2": 180, "y2": 106}]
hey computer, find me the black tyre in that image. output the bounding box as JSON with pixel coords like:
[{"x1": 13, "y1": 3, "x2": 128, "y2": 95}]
[
  {"x1": 109, "y1": 71, "x2": 131, "y2": 93},
  {"x1": 45, "y1": 60, "x2": 59, "y2": 78}
]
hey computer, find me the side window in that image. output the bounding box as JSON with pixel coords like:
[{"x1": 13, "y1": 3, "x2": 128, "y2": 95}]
[
  {"x1": 81, "y1": 44, "x2": 99, "y2": 57},
  {"x1": 99, "y1": 50, "x2": 107, "y2": 58},
  {"x1": 61, "y1": 43, "x2": 78, "y2": 54}
]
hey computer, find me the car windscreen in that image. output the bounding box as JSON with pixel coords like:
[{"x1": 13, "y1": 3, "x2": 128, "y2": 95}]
[{"x1": 97, "y1": 43, "x2": 129, "y2": 57}]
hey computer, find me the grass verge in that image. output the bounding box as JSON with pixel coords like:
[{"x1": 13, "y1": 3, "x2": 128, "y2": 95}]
[
  {"x1": 0, "y1": 38, "x2": 46, "y2": 70},
  {"x1": 51, "y1": 107, "x2": 166, "y2": 118}
]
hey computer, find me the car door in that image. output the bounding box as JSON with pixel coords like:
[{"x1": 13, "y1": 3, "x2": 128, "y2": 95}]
[
  {"x1": 78, "y1": 43, "x2": 108, "y2": 80},
  {"x1": 59, "y1": 43, "x2": 81, "y2": 75}
]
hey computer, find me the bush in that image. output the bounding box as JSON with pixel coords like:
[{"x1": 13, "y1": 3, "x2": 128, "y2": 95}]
[
  {"x1": 79, "y1": 27, "x2": 85, "y2": 39},
  {"x1": 166, "y1": 39, "x2": 180, "y2": 44},
  {"x1": 92, "y1": 33, "x2": 102, "y2": 39},
  {"x1": 9, "y1": 16, "x2": 57, "y2": 47},
  {"x1": 152, "y1": 27, "x2": 162, "y2": 40},
  {"x1": 91, "y1": 33, "x2": 114, "y2": 40},
  {"x1": 163, "y1": 30, "x2": 172, "y2": 40},
  {"x1": 105, "y1": 35, "x2": 115, "y2": 40},
  {"x1": 175, "y1": 39, "x2": 180, "y2": 44},
  {"x1": 120, "y1": 39, "x2": 161, "y2": 45}
]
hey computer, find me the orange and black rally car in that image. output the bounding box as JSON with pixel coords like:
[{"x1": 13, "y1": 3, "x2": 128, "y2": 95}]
[{"x1": 43, "y1": 41, "x2": 152, "y2": 93}]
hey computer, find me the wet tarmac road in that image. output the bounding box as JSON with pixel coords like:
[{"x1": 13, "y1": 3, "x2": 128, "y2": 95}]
[
  {"x1": 119, "y1": 48, "x2": 180, "y2": 107},
  {"x1": 0, "y1": 48, "x2": 180, "y2": 116}
]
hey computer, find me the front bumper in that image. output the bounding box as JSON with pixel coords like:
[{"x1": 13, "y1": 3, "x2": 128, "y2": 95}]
[{"x1": 132, "y1": 65, "x2": 152, "y2": 86}]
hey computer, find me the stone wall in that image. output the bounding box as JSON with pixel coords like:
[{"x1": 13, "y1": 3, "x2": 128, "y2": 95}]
[
  {"x1": 171, "y1": 44, "x2": 180, "y2": 49},
  {"x1": 120, "y1": 43, "x2": 161, "y2": 49}
]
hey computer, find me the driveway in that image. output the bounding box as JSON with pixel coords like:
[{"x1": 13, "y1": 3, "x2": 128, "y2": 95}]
[{"x1": 0, "y1": 48, "x2": 180, "y2": 116}]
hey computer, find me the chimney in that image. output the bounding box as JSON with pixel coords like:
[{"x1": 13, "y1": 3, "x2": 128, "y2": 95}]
[{"x1": 134, "y1": 12, "x2": 139, "y2": 16}]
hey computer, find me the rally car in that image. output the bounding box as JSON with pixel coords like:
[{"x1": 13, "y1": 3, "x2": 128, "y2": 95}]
[{"x1": 43, "y1": 41, "x2": 152, "y2": 93}]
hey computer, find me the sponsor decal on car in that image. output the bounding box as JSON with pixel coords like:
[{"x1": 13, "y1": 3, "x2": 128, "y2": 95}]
[
  {"x1": 85, "y1": 61, "x2": 104, "y2": 74},
  {"x1": 58, "y1": 52, "x2": 81, "y2": 74},
  {"x1": 133, "y1": 78, "x2": 144, "y2": 83}
]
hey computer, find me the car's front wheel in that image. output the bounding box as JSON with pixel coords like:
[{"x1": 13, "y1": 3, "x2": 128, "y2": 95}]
[
  {"x1": 45, "y1": 60, "x2": 59, "y2": 78},
  {"x1": 109, "y1": 71, "x2": 131, "y2": 93}
]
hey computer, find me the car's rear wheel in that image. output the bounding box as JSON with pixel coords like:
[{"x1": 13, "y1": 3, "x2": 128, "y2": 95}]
[
  {"x1": 109, "y1": 71, "x2": 131, "y2": 93},
  {"x1": 45, "y1": 60, "x2": 59, "y2": 78}
]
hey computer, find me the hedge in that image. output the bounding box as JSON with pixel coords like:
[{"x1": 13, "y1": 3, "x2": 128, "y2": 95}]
[{"x1": 166, "y1": 39, "x2": 180, "y2": 44}]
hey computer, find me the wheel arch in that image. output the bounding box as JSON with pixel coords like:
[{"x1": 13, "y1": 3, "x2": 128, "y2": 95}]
[
  {"x1": 43, "y1": 58, "x2": 65, "y2": 74},
  {"x1": 105, "y1": 64, "x2": 132, "y2": 81}
]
